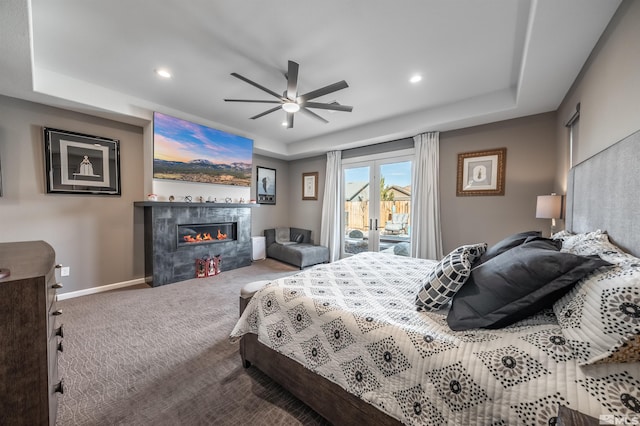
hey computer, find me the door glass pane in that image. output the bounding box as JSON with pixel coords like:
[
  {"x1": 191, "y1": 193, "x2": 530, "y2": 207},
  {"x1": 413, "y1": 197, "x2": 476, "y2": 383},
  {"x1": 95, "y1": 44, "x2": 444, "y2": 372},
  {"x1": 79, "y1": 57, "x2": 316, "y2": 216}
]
[
  {"x1": 379, "y1": 161, "x2": 411, "y2": 256},
  {"x1": 343, "y1": 166, "x2": 370, "y2": 255}
]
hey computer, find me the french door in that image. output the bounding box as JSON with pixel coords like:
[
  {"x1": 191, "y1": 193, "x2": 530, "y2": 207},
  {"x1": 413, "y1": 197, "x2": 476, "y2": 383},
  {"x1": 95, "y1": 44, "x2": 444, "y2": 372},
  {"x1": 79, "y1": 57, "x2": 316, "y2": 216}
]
[{"x1": 341, "y1": 154, "x2": 412, "y2": 257}]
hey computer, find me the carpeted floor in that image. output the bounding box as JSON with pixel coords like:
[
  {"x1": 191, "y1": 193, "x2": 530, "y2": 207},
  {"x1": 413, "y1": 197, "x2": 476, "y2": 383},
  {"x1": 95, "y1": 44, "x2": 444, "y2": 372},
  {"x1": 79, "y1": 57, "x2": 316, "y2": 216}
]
[{"x1": 56, "y1": 259, "x2": 330, "y2": 426}]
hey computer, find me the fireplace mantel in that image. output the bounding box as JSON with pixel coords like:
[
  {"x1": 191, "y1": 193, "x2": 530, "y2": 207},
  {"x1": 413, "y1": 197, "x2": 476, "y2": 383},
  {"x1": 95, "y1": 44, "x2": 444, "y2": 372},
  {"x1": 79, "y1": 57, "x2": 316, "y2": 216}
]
[
  {"x1": 134, "y1": 201, "x2": 260, "y2": 208},
  {"x1": 135, "y1": 202, "x2": 256, "y2": 286}
]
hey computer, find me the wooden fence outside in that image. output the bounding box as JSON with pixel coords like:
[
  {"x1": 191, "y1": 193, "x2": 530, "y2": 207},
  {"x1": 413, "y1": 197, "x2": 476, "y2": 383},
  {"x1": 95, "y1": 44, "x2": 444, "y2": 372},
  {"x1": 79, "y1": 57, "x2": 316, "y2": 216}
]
[{"x1": 344, "y1": 200, "x2": 410, "y2": 233}]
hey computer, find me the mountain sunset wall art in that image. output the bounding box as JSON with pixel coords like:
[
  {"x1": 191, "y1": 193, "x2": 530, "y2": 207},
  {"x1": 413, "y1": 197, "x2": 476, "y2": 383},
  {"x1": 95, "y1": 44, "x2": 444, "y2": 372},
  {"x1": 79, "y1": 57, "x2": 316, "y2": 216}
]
[{"x1": 153, "y1": 112, "x2": 253, "y2": 186}]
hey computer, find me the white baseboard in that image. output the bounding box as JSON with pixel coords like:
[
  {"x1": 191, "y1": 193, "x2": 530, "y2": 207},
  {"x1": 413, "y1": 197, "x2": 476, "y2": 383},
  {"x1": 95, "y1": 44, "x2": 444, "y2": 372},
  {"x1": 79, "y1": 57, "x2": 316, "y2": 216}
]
[{"x1": 56, "y1": 277, "x2": 147, "y2": 300}]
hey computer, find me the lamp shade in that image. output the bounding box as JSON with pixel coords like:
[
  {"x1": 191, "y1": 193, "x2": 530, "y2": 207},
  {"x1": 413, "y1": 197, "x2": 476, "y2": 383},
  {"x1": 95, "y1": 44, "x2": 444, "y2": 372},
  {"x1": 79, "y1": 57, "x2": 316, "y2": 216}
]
[{"x1": 536, "y1": 194, "x2": 563, "y2": 219}]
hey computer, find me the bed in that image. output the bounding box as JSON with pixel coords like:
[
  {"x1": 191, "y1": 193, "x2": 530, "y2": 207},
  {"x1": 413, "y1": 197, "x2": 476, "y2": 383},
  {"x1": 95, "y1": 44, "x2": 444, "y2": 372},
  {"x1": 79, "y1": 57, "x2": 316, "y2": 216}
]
[{"x1": 230, "y1": 130, "x2": 640, "y2": 425}]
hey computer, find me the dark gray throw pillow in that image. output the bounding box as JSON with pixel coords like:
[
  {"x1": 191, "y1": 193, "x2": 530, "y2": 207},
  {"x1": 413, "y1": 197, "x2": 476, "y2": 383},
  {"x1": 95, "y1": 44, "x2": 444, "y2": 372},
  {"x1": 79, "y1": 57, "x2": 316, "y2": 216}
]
[
  {"x1": 291, "y1": 232, "x2": 304, "y2": 243},
  {"x1": 473, "y1": 231, "x2": 541, "y2": 267},
  {"x1": 447, "y1": 239, "x2": 611, "y2": 331}
]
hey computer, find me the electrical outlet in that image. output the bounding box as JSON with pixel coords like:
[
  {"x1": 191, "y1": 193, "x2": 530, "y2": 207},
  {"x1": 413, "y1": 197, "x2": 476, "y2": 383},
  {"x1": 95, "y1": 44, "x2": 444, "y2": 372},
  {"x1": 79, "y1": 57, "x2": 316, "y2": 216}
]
[{"x1": 61, "y1": 266, "x2": 70, "y2": 277}]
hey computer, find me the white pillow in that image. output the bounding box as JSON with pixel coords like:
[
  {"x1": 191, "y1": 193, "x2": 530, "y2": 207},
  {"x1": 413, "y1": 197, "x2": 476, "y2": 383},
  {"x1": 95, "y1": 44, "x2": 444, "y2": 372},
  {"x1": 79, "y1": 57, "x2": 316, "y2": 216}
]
[
  {"x1": 553, "y1": 240, "x2": 640, "y2": 365},
  {"x1": 554, "y1": 229, "x2": 612, "y2": 255}
]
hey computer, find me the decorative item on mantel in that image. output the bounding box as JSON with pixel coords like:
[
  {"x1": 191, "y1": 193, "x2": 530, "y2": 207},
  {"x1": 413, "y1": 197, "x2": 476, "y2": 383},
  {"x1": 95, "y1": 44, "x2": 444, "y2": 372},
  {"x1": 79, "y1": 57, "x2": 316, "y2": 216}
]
[
  {"x1": 147, "y1": 193, "x2": 158, "y2": 201},
  {"x1": 0, "y1": 268, "x2": 10, "y2": 279}
]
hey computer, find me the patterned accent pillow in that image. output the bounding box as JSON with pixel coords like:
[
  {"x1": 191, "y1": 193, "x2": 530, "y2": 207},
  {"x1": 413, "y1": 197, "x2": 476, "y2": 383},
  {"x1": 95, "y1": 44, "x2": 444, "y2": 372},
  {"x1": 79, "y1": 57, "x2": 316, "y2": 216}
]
[
  {"x1": 415, "y1": 243, "x2": 487, "y2": 311},
  {"x1": 553, "y1": 241, "x2": 640, "y2": 365},
  {"x1": 551, "y1": 229, "x2": 574, "y2": 240},
  {"x1": 554, "y1": 229, "x2": 613, "y2": 256}
]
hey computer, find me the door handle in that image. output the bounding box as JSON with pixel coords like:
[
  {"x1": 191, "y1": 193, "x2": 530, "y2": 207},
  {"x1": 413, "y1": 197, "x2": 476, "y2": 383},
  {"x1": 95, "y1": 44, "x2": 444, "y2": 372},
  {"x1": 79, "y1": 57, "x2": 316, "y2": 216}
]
[{"x1": 374, "y1": 219, "x2": 378, "y2": 231}]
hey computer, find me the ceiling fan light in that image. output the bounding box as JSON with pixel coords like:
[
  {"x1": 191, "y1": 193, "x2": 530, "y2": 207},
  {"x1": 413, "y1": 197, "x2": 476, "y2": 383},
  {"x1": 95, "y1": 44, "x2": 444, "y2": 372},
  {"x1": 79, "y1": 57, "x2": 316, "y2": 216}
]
[
  {"x1": 155, "y1": 68, "x2": 172, "y2": 79},
  {"x1": 282, "y1": 102, "x2": 300, "y2": 113}
]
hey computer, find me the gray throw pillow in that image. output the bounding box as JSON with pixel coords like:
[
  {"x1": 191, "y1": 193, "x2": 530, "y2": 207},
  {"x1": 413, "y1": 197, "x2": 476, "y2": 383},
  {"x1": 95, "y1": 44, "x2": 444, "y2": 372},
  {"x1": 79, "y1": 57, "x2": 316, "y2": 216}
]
[{"x1": 473, "y1": 231, "x2": 541, "y2": 267}]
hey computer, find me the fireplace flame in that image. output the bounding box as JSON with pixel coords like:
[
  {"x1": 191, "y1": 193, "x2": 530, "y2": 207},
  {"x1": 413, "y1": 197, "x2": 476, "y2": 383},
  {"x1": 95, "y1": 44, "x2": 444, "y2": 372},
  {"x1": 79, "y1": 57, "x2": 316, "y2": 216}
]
[
  {"x1": 182, "y1": 229, "x2": 228, "y2": 243},
  {"x1": 183, "y1": 232, "x2": 214, "y2": 243}
]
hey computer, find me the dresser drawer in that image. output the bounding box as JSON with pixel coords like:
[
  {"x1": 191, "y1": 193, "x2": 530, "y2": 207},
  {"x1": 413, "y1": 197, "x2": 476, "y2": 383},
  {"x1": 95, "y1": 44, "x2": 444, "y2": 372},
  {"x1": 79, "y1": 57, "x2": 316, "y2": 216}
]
[
  {"x1": 48, "y1": 334, "x2": 62, "y2": 380},
  {"x1": 1, "y1": 241, "x2": 59, "y2": 426},
  {"x1": 48, "y1": 300, "x2": 63, "y2": 340},
  {"x1": 48, "y1": 350, "x2": 62, "y2": 426}
]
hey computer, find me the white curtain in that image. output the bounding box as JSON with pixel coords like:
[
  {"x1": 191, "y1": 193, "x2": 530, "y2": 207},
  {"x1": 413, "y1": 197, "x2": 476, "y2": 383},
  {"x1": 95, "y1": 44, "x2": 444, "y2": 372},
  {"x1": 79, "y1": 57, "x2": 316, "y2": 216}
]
[
  {"x1": 410, "y1": 132, "x2": 443, "y2": 260},
  {"x1": 320, "y1": 151, "x2": 342, "y2": 262}
]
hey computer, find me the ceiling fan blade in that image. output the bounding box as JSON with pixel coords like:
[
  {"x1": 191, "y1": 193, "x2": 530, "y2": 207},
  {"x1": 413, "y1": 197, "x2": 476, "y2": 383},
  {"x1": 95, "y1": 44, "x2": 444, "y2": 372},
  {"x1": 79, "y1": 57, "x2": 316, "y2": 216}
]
[
  {"x1": 231, "y1": 73, "x2": 284, "y2": 100},
  {"x1": 250, "y1": 106, "x2": 282, "y2": 120},
  {"x1": 300, "y1": 107, "x2": 329, "y2": 124},
  {"x1": 224, "y1": 99, "x2": 282, "y2": 104},
  {"x1": 298, "y1": 80, "x2": 349, "y2": 102},
  {"x1": 286, "y1": 61, "x2": 299, "y2": 100},
  {"x1": 286, "y1": 112, "x2": 294, "y2": 129},
  {"x1": 303, "y1": 102, "x2": 353, "y2": 112}
]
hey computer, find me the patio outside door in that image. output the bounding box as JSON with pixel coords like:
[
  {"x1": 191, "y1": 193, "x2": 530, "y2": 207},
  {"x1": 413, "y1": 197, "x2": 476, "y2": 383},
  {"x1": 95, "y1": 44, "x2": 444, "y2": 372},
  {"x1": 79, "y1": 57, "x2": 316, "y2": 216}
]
[{"x1": 341, "y1": 157, "x2": 412, "y2": 257}]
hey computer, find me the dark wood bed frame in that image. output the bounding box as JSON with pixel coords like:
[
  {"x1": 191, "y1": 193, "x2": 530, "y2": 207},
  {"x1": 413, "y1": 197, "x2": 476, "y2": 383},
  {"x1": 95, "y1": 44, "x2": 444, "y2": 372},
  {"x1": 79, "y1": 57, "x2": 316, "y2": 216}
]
[
  {"x1": 238, "y1": 129, "x2": 640, "y2": 425},
  {"x1": 238, "y1": 297, "x2": 401, "y2": 425}
]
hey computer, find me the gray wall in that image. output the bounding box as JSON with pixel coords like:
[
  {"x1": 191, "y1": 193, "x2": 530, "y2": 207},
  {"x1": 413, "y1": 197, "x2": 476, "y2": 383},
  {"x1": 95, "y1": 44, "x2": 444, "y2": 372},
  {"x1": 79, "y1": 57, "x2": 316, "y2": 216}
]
[
  {"x1": 0, "y1": 95, "x2": 145, "y2": 293},
  {"x1": 287, "y1": 155, "x2": 326, "y2": 244},
  {"x1": 440, "y1": 112, "x2": 557, "y2": 252},
  {"x1": 250, "y1": 154, "x2": 291, "y2": 237},
  {"x1": 250, "y1": 154, "x2": 327, "y2": 244},
  {"x1": 555, "y1": 0, "x2": 640, "y2": 191}
]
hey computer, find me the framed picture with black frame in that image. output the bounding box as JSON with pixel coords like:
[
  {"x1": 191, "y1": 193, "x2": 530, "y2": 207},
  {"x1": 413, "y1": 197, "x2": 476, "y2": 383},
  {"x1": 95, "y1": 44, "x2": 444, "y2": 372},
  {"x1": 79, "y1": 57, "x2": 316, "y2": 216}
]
[
  {"x1": 43, "y1": 127, "x2": 121, "y2": 195},
  {"x1": 256, "y1": 166, "x2": 276, "y2": 204}
]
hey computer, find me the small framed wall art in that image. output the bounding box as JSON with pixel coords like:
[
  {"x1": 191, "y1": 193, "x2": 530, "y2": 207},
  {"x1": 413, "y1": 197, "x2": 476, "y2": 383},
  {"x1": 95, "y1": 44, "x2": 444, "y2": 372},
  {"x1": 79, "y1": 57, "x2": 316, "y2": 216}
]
[
  {"x1": 302, "y1": 172, "x2": 318, "y2": 200},
  {"x1": 456, "y1": 148, "x2": 506, "y2": 196},
  {"x1": 44, "y1": 127, "x2": 121, "y2": 195},
  {"x1": 256, "y1": 166, "x2": 276, "y2": 204}
]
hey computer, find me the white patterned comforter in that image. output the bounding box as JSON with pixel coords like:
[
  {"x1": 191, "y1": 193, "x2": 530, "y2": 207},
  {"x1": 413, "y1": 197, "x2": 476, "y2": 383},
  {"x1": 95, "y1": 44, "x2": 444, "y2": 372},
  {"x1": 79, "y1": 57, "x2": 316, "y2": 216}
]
[{"x1": 230, "y1": 252, "x2": 640, "y2": 425}]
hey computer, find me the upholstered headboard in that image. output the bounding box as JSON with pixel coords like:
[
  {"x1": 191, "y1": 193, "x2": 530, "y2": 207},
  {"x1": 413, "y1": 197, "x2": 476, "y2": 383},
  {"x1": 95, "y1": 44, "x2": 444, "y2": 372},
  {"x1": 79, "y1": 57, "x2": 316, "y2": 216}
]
[{"x1": 565, "y1": 129, "x2": 640, "y2": 257}]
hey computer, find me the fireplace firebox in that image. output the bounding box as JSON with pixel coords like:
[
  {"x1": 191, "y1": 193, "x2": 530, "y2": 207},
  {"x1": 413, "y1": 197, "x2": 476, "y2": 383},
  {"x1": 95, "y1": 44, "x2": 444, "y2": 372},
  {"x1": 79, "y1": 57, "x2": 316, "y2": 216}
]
[{"x1": 177, "y1": 222, "x2": 237, "y2": 247}]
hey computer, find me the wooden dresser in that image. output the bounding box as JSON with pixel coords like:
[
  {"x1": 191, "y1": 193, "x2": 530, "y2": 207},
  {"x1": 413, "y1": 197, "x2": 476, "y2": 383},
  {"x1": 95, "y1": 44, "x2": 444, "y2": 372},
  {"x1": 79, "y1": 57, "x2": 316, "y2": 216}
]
[{"x1": 0, "y1": 241, "x2": 64, "y2": 425}]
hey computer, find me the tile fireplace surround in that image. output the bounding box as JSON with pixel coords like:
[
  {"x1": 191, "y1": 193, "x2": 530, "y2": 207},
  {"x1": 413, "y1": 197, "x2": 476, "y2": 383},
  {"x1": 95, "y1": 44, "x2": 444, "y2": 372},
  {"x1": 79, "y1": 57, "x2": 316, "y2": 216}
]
[{"x1": 134, "y1": 202, "x2": 258, "y2": 287}]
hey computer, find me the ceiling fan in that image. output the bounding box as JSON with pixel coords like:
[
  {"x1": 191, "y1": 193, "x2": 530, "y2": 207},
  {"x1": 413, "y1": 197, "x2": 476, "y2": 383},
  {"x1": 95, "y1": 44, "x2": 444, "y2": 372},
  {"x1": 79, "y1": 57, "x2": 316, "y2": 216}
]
[{"x1": 224, "y1": 60, "x2": 353, "y2": 129}]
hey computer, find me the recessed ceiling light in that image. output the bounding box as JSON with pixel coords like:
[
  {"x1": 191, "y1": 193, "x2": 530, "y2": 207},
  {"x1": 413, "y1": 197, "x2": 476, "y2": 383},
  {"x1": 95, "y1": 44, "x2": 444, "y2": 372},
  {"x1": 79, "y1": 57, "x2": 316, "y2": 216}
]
[
  {"x1": 155, "y1": 68, "x2": 172, "y2": 79},
  {"x1": 409, "y1": 74, "x2": 422, "y2": 83}
]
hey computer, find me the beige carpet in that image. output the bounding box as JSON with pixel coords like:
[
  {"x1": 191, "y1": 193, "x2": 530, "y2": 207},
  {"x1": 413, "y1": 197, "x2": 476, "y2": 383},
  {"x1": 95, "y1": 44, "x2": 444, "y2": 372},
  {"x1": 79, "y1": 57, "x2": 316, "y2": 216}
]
[{"x1": 56, "y1": 259, "x2": 329, "y2": 425}]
